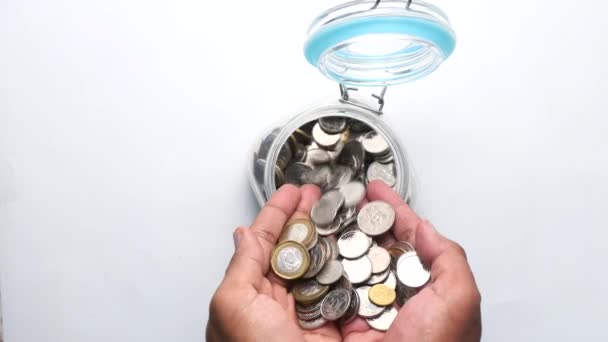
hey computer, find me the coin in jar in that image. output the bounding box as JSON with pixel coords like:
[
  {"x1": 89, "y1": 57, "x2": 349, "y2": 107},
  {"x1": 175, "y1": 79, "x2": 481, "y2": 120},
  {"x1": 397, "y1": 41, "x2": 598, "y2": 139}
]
[
  {"x1": 367, "y1": 161, "x2": 396, "y2": 187},
  {"x1": 366, "y1": 307, "x2": 398, "y2": 331},
  {"x1": 312, "y1": 122, "x2": 342, "y2": 149},
  {"x1": 279, "y1": 219, "x2": 316, "y2": 249},
  {"x1": 369, "y1": 284, "x2": 396, "y2": 306},
  {"x1": 271, "y1": 241, "x2": 310, "y2": 280},
  {"x1": 357, "y1": 201, "x2": 395, "y2": 236},
  {"x1": 319, "y1": 116, "x2": 347, "y2": 134},
  {"x1": 361, "y1": 131, "x2": 390, "y2": 156},
  {"x1": 284, "y1": 162, "x2": 314, "y2": 186},
  {"x1": 320, "y1": 288, "x2": 351, "y2": 321},
  {"x1": 292, "y1": 279, "x2": 330, "y2": 305},
  {"x1": 315, "y1": 259, "x2": 344, "y2": 285}
]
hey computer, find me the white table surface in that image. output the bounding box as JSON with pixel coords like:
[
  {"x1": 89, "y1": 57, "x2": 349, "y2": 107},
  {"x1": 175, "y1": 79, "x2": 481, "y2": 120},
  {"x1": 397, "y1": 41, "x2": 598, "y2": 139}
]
[{"x1": 1, "y1": 0, "x2": 607, "y2": 341}]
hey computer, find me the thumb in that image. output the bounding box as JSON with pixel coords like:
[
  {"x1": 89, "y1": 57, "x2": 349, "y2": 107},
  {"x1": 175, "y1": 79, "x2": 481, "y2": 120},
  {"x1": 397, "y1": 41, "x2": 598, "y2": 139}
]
[{"x1": 224, "y1": 227, "x2": 267, "y2": 287}]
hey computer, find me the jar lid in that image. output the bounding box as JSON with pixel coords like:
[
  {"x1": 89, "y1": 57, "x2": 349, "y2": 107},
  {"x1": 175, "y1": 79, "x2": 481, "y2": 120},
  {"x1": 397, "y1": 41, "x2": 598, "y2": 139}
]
[{"x1": 304, "y1": 0, "x2": 456, "y2": 87}]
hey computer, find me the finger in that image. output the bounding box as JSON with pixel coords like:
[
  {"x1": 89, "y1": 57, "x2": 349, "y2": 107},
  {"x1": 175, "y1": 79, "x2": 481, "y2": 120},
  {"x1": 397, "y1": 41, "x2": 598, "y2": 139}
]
[
  {"x1": 223, "y1": 227, "x2": 267, "y2": 288},
  {"x1": 343, "y1": 329, "x2": 385, "y2": 342},
  {"x1": 293, "y1": 184, "x2": 321, "y2": 220},
  {"x1": 366, "y1": 180, "x2": 421, "y2": 245},
  {"x1": 250, "y1": 184, "x2": 302, "y2": 271},
  {"x1": 341, "y1": 317, "x2": 371, "y2": 336},
  {"x1": 415, "y1": 220, "x2": 481, "y2": 312},
  {"x1": 266, "y1": 184, "x2": 322, "y2": 286}
]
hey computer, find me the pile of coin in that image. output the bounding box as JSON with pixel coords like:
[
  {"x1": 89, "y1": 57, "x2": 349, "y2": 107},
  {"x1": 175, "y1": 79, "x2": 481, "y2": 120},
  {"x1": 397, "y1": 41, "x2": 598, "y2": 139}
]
[
  {"x1": 270, "y1": 188, "x2": 430, "y2": 331},
  {"x1": 253, "y1": 116, "x2": 397, "y2": 198}
]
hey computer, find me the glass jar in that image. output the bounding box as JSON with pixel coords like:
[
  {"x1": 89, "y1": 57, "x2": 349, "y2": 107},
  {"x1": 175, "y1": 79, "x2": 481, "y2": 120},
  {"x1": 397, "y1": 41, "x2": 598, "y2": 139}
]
[{"x1": 248, "y1": 0, "x2": 456, "y2": 207}]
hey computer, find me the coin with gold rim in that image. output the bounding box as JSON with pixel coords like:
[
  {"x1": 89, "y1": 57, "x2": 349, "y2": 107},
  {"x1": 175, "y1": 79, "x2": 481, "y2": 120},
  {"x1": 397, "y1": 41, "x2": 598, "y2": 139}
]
[
  {"x1": 279, "y1": 219, "x2": 317, "y2": 249},
  {"x1": 369, "y1": 284, "x2": 396, "y2": 306},
  {"x1": 271, "y1": 240, "x2": 310, "y2": 280}
]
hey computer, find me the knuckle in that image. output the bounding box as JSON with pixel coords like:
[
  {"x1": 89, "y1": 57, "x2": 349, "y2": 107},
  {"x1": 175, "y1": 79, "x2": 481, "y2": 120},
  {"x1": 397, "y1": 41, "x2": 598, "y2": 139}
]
[{"x1": 448, "y1": 240, "x2": 468, "y2": 260}]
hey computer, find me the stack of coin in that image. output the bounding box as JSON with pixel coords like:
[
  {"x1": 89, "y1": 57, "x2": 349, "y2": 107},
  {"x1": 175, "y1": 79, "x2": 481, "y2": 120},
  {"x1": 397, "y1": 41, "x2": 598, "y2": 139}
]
[
  {"x1": 270, "y1": 194, "x2": 431, "y2": 331},
  {"x1": 253, "y1": 116, "x2": 398, "y2": 195}
]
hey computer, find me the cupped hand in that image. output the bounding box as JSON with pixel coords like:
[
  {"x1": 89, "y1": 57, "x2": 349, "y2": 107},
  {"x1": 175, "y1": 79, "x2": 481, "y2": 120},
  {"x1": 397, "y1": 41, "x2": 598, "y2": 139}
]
[
  {"x1": 206, "y1": 184, "x2": 341, "y2": 342},
  {"x1": 340, "y1": 180, "x2": 482, "y2": 342},
  {"x1": 207, "y1": 181, "x2": 481, "y2": 342}
]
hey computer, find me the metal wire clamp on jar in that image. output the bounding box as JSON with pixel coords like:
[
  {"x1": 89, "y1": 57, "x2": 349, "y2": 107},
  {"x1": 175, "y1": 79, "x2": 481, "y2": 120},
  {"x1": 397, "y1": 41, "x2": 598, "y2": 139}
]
[{"x1": 248, "y1": 0, "x2": 456, "y2": 207}]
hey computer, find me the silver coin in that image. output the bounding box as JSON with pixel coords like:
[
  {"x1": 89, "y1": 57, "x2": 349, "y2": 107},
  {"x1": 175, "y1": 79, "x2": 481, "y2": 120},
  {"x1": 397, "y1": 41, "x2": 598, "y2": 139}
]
[
  {"x1": 327, "y1": 165, "x2": 354, "y2": 190},
  {"x1": 320, "y1": 288, "x2": 351, "y2": 321},
  {"x1": 342, "y1": 256, "x2": 372, "y2": 284},
  {"x1": 367, "y1": 246, "x2": 391, "y2": 274},
  {"x1": 361, "y1": 131, "x2": 389, "y2": 156},
  {"x1": 339, "y1": 181, "x2": 366, "y2": 208},
  {"x1": 303, "y1": 239, "x2": 328, "y2": 279},
  {"x1": 310, "y1": 165, "x2": 332, "y2": 189},
  {"x1": 292, "y1": 142, "x2": 308, "y2": 163},
  {"x1": 338, "y1": 206, "x2": 357, "y2": 228},
  {"x1": 383, "y1": 271, "x2": 397, "y2": 290},
  {"x1": 338, "y1": 230, "x2": 371, "y2": 259},
  {"x1": 305, "y1": 148, "x2": 331, "y2": 165},
  {"x1": 299, "y1": 316, "x2": 327, "y2": 330},
  {"x1": 396, "y1": 253, "x2": 431, "y2": 288},
  {"x1": 316, "y1": 260, "x2": 344, "y2": 285},
  {"x1": 366, "y1": 268, "x2": 390, "y2": 285},
  {"x1": 337, "y1": 140, "x2": 365, "y2": 172},
  {"x1": 357, "y1": 201, "x2": 395, "y2": 236},
  {"x1": 296, "y1": 302, "x2": 322, "y2": 320},
  {"x1": 276, "y1": 245, "x2": 306, "y2": 275},
  {"x1": 376, "y1": 152, "x2": 394, "y2": 164},
  {"x1": 312, "y1": 122, "x2": 342, "y2": 149},
  {"x1": 316, "y1": 215, "x2": 343, "y2": 236},
  {"x1": 355, "y1": 286, "x2": 385, "y2": 318},
  {"x1": 366, "y1": 161, "x2": 396, "y2": 187},
  {"x1": 336, "y1": 275, "x2": 353, "y2": 292},
  {"x1": 324, "y1": 236, "x2": 340, "y2": 260},
  {"x1": 319, "y1": 116, "x2": 347, "y2": 134},
  {"x1": 284, "y1": 162, "x2": 314, "y2": 185},
  {"x1": 366, "y1": 307, "x2": 398, "y2": 331},
  {"x1": 311, "y1": 190, "x2": 345, "y2": 227},
  {"x1": 338, "y1": 288, "x2": 360, "y2": 325},
  {"x1": 396, "y1": 281, "x2": 417, "y2": 306},
  {"x1": 276, "y1": 143, "x2": 293, "y2": 170}
]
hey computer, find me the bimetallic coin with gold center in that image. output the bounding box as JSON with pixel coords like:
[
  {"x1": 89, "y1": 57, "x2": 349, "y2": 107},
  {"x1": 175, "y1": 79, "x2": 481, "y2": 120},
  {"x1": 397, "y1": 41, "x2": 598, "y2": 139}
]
[
  {"x1": 369, "y1": 284, "x2": 396, "y2": 306},
  {"x1": 271, "y1": 241, "x2": 310, "y2": 280}
]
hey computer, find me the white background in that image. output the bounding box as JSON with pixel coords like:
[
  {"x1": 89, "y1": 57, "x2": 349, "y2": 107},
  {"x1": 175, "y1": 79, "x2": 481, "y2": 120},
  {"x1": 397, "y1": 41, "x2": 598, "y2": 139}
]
[{"x1": 1, "y1": 0, "x2": 607, "y2": 341}]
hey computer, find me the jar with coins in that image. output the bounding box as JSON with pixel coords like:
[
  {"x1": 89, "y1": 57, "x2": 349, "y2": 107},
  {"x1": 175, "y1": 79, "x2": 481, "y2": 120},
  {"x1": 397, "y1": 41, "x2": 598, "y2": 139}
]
[{"x1": 248, "y1": 0, "x2": 456, "y2": 206}]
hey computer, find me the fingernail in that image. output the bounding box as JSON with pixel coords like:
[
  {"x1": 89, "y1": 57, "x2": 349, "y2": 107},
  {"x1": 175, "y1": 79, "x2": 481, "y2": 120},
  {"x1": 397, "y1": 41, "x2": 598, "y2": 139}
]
[{"x1": 233, "y1": 228, "x2": 242, "y2": 249}]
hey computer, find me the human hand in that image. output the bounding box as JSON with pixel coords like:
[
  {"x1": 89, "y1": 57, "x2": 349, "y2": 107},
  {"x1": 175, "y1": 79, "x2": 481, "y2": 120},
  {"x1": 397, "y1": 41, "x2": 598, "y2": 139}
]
[
  {"x1": 207, "y1": 181, "x2": 481, "y2": 342},
  {"x1": 206, "y1": 184, "x2": 341, "y2": 342},
  {"x1": 340, "y1": 180, "x2": 482, "y2": 342}
]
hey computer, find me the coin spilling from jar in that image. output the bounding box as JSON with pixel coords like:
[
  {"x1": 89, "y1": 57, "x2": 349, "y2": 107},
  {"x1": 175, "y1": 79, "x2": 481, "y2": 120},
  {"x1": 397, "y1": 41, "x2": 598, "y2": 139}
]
[
  {"x1": 253, "y1": 116, "x2": 398, "y2": 195},
  {"x1": 270, "y1": 193, "x2": 430, "y2": 331}
]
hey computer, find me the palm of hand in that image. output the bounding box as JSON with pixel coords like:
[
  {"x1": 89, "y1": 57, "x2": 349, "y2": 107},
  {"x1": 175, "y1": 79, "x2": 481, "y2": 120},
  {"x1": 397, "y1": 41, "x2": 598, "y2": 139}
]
[{"x1": 207, "y1": 182, "x2": 481, "y2": 342}]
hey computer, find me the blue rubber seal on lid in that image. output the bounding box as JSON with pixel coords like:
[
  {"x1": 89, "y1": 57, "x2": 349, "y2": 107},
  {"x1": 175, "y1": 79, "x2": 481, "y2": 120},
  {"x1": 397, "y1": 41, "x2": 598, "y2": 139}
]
[{"x1": 304, "y1": 15, "x2": 455, "y2": 70}]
